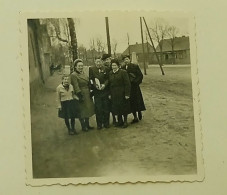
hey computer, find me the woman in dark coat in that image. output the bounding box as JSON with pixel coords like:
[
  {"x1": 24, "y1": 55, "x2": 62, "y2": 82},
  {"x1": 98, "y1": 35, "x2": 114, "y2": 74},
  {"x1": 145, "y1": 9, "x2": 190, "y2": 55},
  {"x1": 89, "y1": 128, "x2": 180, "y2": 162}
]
[
  {"x1": 70, "y1": 59, "x2": 95, "y2": 131},
  {"x1": 122, "y1": 55, "x2": 146, "y2": 123},
  {"x1": 109, "y1": 59, "x2": 131, "y2": 128}
]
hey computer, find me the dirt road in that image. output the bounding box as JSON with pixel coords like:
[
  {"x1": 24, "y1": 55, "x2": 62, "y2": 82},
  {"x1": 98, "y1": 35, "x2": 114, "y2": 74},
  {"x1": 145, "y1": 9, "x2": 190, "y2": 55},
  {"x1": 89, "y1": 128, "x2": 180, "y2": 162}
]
[{"x1": 31, "y1": 66, "x2": 197, "y2": 178}]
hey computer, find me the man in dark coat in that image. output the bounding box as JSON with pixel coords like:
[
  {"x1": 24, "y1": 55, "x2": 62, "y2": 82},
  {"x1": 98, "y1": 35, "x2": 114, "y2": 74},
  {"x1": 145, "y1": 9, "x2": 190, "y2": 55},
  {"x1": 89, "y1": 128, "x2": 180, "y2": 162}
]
[
  {"x1": 122, "y1": 55, "x2": 146, "y2": 123},
  {"x1": 89, "y1": 57, "x2": 110, "y2": 129}
]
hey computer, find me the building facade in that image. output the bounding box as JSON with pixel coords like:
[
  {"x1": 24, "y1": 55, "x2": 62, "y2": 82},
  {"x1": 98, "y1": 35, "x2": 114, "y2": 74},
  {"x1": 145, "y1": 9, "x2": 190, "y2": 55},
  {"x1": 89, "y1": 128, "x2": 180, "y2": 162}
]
[
  {"x1": 122, "y1": 42, "x2": 154, "y2": 66},
  {"x1": 27, "y1": 19, "x2": 52, "y2": 100},
  {"x1": 154, "y1": 36, "x2": 191, "y2": 65}
]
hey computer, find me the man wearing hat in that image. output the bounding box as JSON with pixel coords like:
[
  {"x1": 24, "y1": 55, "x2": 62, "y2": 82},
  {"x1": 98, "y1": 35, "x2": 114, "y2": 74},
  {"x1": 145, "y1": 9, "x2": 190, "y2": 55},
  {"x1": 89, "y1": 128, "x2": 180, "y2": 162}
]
[
  {"x1": 89, "y1": 57, "x2": 110, "y2": 129},
  {"x1": 122, "y1": 55, "x2": 146, "y2": 123},
  {"x1": 101, "y1": 54, "x2": 111, "y2": 71}
]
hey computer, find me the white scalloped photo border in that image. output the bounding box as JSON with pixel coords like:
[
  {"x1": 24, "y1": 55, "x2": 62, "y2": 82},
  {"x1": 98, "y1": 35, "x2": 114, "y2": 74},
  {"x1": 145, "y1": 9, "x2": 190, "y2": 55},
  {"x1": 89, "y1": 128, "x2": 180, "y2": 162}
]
[{"x1": 19, "y1": 10, "x2": 204, "y2": 186}]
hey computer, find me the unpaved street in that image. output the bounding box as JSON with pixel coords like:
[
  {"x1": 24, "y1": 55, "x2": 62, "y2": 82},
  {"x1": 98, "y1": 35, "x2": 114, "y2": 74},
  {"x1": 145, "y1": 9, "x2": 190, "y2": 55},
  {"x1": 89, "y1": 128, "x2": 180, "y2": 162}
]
[{"x1": 31, "y1": 66, "x2": 197, "y2": 178}]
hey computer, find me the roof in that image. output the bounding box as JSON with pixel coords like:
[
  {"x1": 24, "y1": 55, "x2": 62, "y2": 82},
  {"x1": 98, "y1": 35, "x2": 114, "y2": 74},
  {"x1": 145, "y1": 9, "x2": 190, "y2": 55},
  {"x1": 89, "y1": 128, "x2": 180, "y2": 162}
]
[
  {"x1": 156, "y1": 36, "x2": 190, "y2": 52},
  {"x1": 122, "y1": 42, "x2": 154, "y2": 55}
]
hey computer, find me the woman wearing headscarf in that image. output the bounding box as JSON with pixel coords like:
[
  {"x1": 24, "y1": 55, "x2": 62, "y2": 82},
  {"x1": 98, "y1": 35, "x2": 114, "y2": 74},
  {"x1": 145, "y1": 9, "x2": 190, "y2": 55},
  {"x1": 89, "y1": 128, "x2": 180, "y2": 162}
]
[
  {"x1": 108, "y1": 59, "x2": 131, "y2": 128},
  {"x1": 70, "y1": 59, "x2": 95, "y2": 131}
]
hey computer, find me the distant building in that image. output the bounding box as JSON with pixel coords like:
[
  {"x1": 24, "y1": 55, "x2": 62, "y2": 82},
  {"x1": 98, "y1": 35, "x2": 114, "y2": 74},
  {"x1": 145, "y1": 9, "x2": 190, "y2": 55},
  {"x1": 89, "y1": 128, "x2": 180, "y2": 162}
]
[
  {"x1": 77, "y1": 48, "x2": 106, "y2": 66},
  {"x1": 155, "y1": 36, "x2": 191, "y2": 64},
  {"x1": 122, "y1": 42, "x2": 154, "y2": 65}
]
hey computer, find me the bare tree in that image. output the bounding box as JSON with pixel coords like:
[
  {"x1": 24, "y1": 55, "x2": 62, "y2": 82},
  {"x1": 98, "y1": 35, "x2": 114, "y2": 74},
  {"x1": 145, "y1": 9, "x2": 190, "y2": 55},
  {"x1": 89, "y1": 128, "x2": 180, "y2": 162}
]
[
  {"x1": 46, "y1": 18, "x2": 69, "y2": 43},
  {"x1": 167, "y1": 25, "x2": 179, "y2": 64},
  {"x1": 149, "y1": 19, "x2": 168, "y2": 65},
  {"x1": 89, "y1": 38, "x2": 96, "y2": 62},
  {"x1": 96, "y1": 37, "x2": 105, "y2": 55},
  {"x1": 89, "y1": 38, "x2": 95, "y2": 50},
  {"x1": 45, "y1": 18, "x2": 79, "y2": 63},
  {"x1": 111, "y1": 39, "x2": 118, "y2": 57},
  {"x1": 78, "y1": 44, "x2": 87, "y2": 61}
]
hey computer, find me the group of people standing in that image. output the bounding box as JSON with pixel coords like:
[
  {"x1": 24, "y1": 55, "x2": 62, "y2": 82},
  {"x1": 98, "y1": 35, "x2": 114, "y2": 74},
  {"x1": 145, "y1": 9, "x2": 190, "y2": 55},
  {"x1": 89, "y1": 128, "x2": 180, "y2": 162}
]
[{"x1": 56, "y1": 54, "x2": 146, "y2": 135}]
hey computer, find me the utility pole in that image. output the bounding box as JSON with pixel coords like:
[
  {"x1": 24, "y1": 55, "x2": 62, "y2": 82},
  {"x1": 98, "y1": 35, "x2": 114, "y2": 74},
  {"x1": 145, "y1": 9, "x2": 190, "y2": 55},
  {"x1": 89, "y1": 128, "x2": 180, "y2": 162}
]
[
  {"x1": 142, "y1": 17, "x2": 165, "y2": 75},
  {"x1": 146, "y1": 32, "x2": 150, "y2": 63},
  {"x1": 105, "y1": 17, "x2": 111, "y2": 55},
  {"x1": 127, "y1": 33, "x2": 131, "y2": 56},
  {"x1": 140, "y1": 17, "x2": 147, "y2": 75}
]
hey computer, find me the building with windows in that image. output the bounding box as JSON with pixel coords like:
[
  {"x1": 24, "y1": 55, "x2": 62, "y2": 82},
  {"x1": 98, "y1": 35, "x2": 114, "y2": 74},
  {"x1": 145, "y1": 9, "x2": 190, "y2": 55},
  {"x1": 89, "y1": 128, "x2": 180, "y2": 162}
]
[
  {"x1": 122, "y1": 42, "x2": 154, "y2": 65},
  {"x1": 155, "y1": 36, "x2": 190, "y2": 64}
]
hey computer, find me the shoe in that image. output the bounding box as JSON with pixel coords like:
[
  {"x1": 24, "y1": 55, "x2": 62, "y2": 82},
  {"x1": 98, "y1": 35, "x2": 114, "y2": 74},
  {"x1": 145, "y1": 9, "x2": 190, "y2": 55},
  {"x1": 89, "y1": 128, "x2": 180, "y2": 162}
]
[
  {"x1": 116, "y1": 122, "x2": 124, "y2": 127},
  {"x1": 104, "y1": 124, "x2": 110, "y2": 128},
  {"x1": 97, "y1": 126, "x2": 102, "y2": 130},
  {"x1": 122, "y1": 122, "x2": 128, "y2": 128},
  {"x1": 114, "y1": 122, "x2": 118, "y2": 127},
  {"x1": 138, "y1": 112, "x2": 142, "y2": 120},
  {"x1": 73, "y1": 130, "x2": 78, "y2": 135},
  {"x1": 112, "y1": 119, "x2": 117, "y2": 126},
  {"x1": 85, "y1": 119, "x2": 94, "y2": 130},
  {"x1": 87, "y1": 126, "x2": 94, "y2": 130},
  {"x1": 82, "y1": 127, "x2": 88, "y2": 132},
  {"x1": 131, "y1": 118, "x2": 139, "y2": 124},
  {"x1": 68, "y1": 130, "x2": 75, "y2": 135}
]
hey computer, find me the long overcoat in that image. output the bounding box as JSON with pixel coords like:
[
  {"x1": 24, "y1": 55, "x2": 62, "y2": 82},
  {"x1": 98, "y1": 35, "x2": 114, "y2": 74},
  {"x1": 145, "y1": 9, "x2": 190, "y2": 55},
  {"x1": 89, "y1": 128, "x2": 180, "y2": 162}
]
[
  {"x1": 70, "y1": 71, "x2": 95, "y2": 118},
  {"x1": 122, "y1": 63, "x2": 146, "y2": 113},
  {"x1": 109, "y1": 69, "x2": 131, "y2": 115}
]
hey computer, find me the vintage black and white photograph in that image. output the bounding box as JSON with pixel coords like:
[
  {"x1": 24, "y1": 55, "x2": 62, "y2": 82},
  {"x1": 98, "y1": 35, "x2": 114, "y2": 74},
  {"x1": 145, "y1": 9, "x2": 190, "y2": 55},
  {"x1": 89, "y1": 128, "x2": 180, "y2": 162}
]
[{"x1": 21, "y1": 11, "x2": 203, "y2": 185}]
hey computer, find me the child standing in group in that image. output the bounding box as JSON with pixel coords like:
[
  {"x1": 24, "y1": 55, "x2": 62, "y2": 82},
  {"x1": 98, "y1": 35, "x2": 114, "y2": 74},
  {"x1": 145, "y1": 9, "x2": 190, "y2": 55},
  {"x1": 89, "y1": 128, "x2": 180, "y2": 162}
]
[{"x1": 56, "y1": 75, "x2": 79, "y2": 135}]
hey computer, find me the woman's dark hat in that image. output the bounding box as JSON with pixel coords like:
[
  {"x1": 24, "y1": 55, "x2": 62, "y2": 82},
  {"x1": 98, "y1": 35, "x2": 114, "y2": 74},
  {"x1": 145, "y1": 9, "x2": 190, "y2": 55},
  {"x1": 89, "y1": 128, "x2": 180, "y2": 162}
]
[
  {"x1": 111, "y1": 58, "x2": 120, "y2": 66},
  {"x1": 101, "y1": 54, "x2": 111, "y2": 60},
  {"x1": 122, "y1": 55, "x2": 130, "y2": 60}
]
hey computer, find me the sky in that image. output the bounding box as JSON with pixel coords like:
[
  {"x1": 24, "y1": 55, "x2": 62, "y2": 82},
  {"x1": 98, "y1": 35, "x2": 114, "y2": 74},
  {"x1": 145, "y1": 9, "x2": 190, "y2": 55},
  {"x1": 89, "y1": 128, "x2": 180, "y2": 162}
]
[{"x1": 73, "y1": 11, "x2": 190, "y2": 53}]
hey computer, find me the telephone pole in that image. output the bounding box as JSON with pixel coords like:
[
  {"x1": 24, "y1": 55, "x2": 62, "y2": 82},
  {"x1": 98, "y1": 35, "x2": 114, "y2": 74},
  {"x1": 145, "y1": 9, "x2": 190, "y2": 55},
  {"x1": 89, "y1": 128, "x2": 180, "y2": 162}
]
[
  {"x1": 105, "y1": 17, "x2": 111, "y2": 55},
  {"x1": 140, "y1": 17, "x2": 147, "y2": 75},
  {"x1": 127, "y1": 33, "x2": 131, "y2": 56},
  {"x1": 143, "y1": 17, "x2": 165, "y2": 75}
]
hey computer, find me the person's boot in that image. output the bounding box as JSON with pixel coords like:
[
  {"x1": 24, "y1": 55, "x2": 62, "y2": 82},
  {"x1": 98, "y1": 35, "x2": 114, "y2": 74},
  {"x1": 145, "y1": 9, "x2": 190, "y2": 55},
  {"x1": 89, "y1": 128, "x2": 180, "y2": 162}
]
[
  {"x1": 79, "y1": 118, "x2": 88, "y2": 132},
  {"x1": 85, "y1": 118, "x2": 94, "y2": 130},
  {"x1": 138, "y1": 111, "x2": 142, "y2": 120},
  {"x1": 131, "y1": 112, "x2": 139, "y2": 124},
  {"x1": 71, "y1": 119, "x2": 77, "y2": 135},
  {"x1": 117, "y1": 115, "x2": 124, "y2": 127},
  {"x1": 65, "y1": 120, "x2": 74, "y2": 135},
  {"x1": 112, "y1": 114, "x2": 117, "y2": 126},
  {"x1": 67, "y1": 125, "x2": 75, "y2": 135},
  {"x1": 123, "y1": 115, "x2": 128, "y2": 128}
]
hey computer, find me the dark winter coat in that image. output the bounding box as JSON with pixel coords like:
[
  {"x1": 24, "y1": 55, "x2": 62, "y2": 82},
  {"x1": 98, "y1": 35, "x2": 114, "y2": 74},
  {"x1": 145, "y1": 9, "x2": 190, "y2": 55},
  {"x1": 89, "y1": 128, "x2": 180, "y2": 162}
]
[
  {"x1": 89, "y1": 65, "x2": 110, "y2": 97},
  {"x1": 70, "y1": 71, "x2": 95, "y2": 118},
  {"x1": 122, "y1": 63, "x2": 146, "y2": 113},
  {"x1": 109, "y1": 69, "x2": 131, "y2": 115}
]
